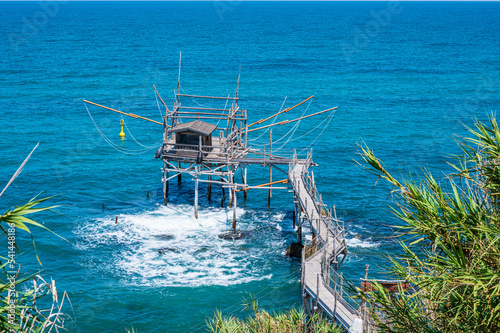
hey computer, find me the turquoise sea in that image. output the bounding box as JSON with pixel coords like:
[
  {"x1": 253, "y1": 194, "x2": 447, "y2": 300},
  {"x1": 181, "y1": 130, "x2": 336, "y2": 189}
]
[{"x1": 1, "y1": 1, "x2": 499, "y2": 332}]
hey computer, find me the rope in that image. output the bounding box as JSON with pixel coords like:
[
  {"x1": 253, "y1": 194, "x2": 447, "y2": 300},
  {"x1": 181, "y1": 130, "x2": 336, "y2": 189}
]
[
  {"x1": 154, "y1": 90, "x2": 164, "y2": 119},
  {"x1": 121, "y1": 114, "x2": 160, "y2": 149},
  {"x1": 248, "y1": 96, "x2": 287, "y2": 142},
  {"x1": 297, "y1": 109, "x2": 337, "y2": 155},
  {"x1": 85, "y1": 104, "x2": 160, "y2": 155},
  {"x1": 271, "y1": 100, "x2": 313, "y2": 152}
]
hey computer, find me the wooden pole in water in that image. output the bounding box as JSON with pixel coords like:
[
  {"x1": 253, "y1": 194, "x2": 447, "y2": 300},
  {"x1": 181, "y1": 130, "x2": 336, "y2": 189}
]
[
  {"x1": 232, "y1": 184, "x2": 237, "y2": 232},
  {"x1": 194, "y1": 166, "x2": 199, "y2": 219},
  {"x1": 228, "y1": 169, "x2": 233, "y2": 208},
  {"x1": 243, "y1": 165, "x2": 248, "y2": 199},
  {"x1": 164, "y1": 162, "x2": 168, "y2": 205},
  {"x1": 220, "y1": 176, "x2": 225, "y2": 201},
  {"x1": 208, "y1": 174, "x2": 212, "y2": 201},
  {"x1": 177, "y1": 161, "x2": 182, "y2": 182}
]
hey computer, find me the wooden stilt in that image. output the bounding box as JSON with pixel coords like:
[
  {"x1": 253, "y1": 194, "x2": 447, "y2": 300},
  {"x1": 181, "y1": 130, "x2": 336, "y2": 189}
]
[
  {"x1": 208, "y1": 174, "x2": 212, "y2": 201},
  {"x1": 298, "y1": 224, "x2": 302, "y2": 243},
  {"x1": 194, "y1": 168, "x2": 199, "y2": 219},
  {"x1": 243, "y1": 165, "x2": 248, "y2": 199},
  {"x1": 232, "y1": 185, "x2": 237, "y2": 232},
  {"x1": 163, "y1": 162, "x2": 168, "y2": 206},
  {"x1": 293, "y1": 209, "x2": 296, "y2": 229},
  {"x1": 221, "y1": 176, "x2": 225, "y2": 200},
  {"x1": 228, "y1": 171, "x2": 233, "y2": 208},
  {"x1": 177, "y1": 162, "x2": 182, "y2": 182}
]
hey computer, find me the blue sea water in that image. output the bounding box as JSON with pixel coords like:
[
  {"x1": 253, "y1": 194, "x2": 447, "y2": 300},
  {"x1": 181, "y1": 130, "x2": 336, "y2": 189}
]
[{"x1": 0, "y1": 1, "x2": 499, "y2": 332}]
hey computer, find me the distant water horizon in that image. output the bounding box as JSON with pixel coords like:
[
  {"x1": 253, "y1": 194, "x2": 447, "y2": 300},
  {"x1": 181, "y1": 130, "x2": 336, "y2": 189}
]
[{"x1": 1, "y1": 1, "x2": 499, "y2": 332}]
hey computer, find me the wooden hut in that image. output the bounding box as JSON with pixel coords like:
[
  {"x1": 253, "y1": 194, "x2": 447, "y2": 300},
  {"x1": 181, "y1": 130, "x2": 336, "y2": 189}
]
[{"x1": 167, "y1": 120, "x2": 217, "y2": 151}]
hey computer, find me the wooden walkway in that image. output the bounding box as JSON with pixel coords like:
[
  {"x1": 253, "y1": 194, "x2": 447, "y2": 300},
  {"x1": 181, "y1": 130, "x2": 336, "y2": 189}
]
[{"x1": 288, "y1": 156, "x2": 363, "y2": 332}]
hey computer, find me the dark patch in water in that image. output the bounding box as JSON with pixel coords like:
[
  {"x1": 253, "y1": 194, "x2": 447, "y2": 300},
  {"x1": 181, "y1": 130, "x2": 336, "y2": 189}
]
[
  {"x1": 157, "y1": 247, "x2": 179, "y2": 254},
  {"x1": 154, "y1": 234, "x2": 175, "y2": 240},
  {"x1": 218, "y1": 231, "x2": 246, "y2": 240}
]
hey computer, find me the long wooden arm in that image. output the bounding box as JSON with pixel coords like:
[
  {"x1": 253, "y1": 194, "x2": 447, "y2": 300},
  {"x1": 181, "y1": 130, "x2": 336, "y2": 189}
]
[
  {"x1": 246, "y1": 95, "x2": 314, "y2": 129},
  {"x1": 83, "y1": 100, "x2": 167, "y2": 126},
  {"x1": 246, "y1": 107, "x2": 337, "y2": 133}
]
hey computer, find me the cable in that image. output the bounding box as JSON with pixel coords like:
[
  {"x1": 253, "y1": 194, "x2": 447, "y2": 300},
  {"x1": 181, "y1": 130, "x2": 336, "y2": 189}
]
[
  {"x1": 297, "y1": 109, "x2": 337, "y2": 154},
  {"x1": 248, "y1": 96, "x2": 287, "y2": 142},
  {"x1": 85, "y1": 104, "x2": 160, "y2": 155},
  {"x1": 154, "y1": 90, "x2": 164, "y2": 119},
  {"x1": 121, "y1": 114, "x2": 160, "y2": 149}
]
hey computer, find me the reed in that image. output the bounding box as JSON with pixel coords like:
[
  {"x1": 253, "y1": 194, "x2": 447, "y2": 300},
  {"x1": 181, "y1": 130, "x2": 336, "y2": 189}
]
[
  {"x1": 206, "y1": 295, "x2": 341, "y2": 333},
  {"x1": 1, "y1": 145, "x2": 68, "y2": 332},
  {"x1": 358, "y1": 115, "x2": 500, "y2": 332}
]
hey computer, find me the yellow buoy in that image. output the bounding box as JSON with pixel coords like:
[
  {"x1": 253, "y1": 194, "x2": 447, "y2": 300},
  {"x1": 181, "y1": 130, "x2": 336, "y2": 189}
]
[{"x1": 119, "y1": 119, "x2": 125, "y2": 139}]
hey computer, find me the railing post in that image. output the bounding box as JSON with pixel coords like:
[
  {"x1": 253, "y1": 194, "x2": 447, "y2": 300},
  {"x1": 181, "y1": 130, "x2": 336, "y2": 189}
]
[
  {"x1": 340, "y1": 273, "x2": 343, "y2": 299},
  {"x1": 316, "y1": 273, "x2": 320, "y2": 306},
  {"x1": 333, "y1": 272, "x2": 338, "y2": 320},
  {"x1": 301, "y1": 244, "x2": 305, "y2": 295}
]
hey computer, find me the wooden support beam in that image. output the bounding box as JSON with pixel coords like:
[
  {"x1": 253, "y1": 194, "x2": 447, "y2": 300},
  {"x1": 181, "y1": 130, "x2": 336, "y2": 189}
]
[
  {"x1": 83, "y1": 100, "x2": 165, "y2": 126},
  {"x1": 177, "y1": 162, "x2": 182, "y2": 182},
  {"x1": 163, "y1": 163, "x2": 168, "y2": 205},
  {"x1": 235, "y1": 179, "x2": 288, "y2": 192},
  {"x1": 177, "y1": 94, "x2": 239, "y2": 100},
  {"x1": 194, "y1": 167, "x2": 199, "y2": 219},
  {"x1": 178, "y1": 106, "x2": 232, "y2": 112},
  {"x1": 246, "y1": 107, "x2": 337, "y2": 133},
  {"x1": 208, "y1": 174, "x2": 212, "y2": 201},
  {"x1": 232, "y1": 185, "x2": 237, "y2": 232},
  {"x1": 220, "y1": 176, "x2": 225, "y2": 201},
  {"x1": 243, "y1": 166, "x2": 248, "y2": 199},
  {"x1": 153, "y1": 85, "x2": 170, "y2": 114},
  {"x1": 228, "y1": 176, "x2": 233, "y2": 208},
  {"x1": 247, "y1": 95, "x2": 314, "y2": 129}
]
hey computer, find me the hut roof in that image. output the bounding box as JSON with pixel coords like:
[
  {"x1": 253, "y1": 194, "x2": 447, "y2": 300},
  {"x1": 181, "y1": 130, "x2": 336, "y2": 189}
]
[{"x1": 167, "y1": 120, "x2": 217, "y2": 136}]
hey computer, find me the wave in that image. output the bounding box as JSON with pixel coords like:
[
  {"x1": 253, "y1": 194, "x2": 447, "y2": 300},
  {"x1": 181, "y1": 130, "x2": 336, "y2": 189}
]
[
  {"x1": 346, "y1": 237, "x2": 380, "y2": 248},
  {"x1": 74, "y1": 204, "x2": 288, "y2": 287}
]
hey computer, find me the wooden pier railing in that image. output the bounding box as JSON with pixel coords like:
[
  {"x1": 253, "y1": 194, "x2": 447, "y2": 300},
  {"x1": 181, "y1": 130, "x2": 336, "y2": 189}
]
[{"x1": 288, "y1": 150, "x2": 369, "y2": 332}]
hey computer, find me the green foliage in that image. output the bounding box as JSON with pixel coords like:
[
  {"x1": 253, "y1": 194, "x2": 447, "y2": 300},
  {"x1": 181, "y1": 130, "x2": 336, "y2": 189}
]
[
  {"x1": 359, "y1": 116, "x2": 500, "y2": 332},
  {"x1": 0, "y1": 196, "x2": 67, "y2": 332},
  {"x1": 207, "y1": 295, "x2": 341, "y2": 333},
  {"x1": 0, "y1": 196, "x2": 58, "y2": 234}
]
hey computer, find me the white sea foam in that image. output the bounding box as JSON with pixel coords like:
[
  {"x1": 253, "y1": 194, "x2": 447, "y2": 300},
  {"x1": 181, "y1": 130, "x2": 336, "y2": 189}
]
[
  {"x1": 346, "y1": 237, "x2": 380, "y2": 248},
  {"x1": 75, "y1": 204, "x2": 281, "y2": 287}
]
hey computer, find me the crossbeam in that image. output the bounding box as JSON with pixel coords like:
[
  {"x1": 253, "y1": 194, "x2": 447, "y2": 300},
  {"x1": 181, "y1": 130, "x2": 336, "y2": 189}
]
[
  {"x1": 235, "y1": 179, "x2": 287, "y2": 192},
  {"x1": 177, "y1": 94, "x2": 239, "y2": 100}
]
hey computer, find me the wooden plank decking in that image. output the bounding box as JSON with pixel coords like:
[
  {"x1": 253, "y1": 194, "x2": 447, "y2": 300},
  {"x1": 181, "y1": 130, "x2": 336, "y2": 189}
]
[{"x1": 289, "y1": 161, "x2": 362, "y2": 332}]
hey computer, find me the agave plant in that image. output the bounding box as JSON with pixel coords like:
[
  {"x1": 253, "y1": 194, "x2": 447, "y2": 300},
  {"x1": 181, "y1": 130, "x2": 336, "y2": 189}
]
[
  {"x1": 1, "y1": 144, "x2": 69, "y2": 332},
  {"x1": 358, "y1": 116, "x2": 500, "y2": 332}
]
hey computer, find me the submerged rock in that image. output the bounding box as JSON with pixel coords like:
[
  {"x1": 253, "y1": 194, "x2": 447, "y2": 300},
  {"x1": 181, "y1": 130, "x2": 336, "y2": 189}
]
[
  {"x1": 154, "y1": 234, "x2": 175, "y2": 240},
  {"x1": 218, "y1": 231, "x2": 246, "y2": 240},
  {"x1": 286, "y1": 242, "x2": 304, "y2": 258},
  {"x1": 157, "y1": 247, "x2": 179, "y2": 254}
]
